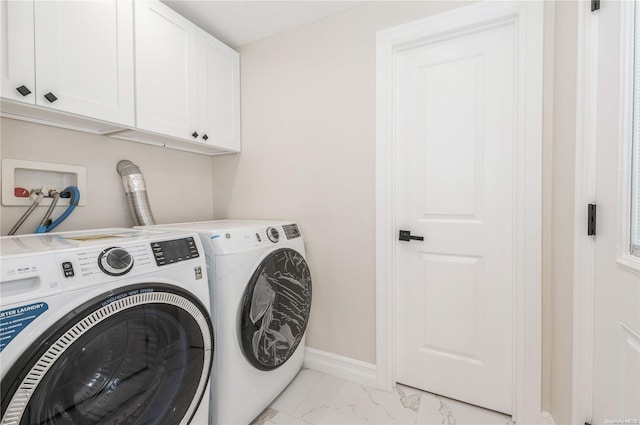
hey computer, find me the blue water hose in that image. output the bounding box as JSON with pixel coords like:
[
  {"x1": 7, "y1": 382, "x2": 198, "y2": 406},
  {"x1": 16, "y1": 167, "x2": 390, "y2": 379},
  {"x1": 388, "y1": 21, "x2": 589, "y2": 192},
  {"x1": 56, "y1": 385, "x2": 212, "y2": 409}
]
[{"x1": 34, "y1": 186, "x2": 80, "y2": 233}]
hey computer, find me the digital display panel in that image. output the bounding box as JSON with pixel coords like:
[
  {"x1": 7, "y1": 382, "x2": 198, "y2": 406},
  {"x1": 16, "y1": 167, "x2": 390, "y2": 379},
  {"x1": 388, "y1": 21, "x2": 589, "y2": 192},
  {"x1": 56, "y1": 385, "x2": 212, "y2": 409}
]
[
  {"x1": 283, "y1": 224, "x2": 300, "y2": 240},
  {"x1": 152, "y1": 238, "x2": 199, "y2": 266}
]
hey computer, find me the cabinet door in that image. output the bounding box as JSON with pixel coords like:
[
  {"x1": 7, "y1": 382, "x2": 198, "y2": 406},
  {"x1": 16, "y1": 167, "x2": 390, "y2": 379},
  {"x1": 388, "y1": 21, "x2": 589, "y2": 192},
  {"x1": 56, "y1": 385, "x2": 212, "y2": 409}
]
[
  {"x1": 197, "y1": 29, "x2": 240, "y2": 152},
  {"x1": 1, "y1": 0, "x2": 35, "y2": 104},
  {"x1": 135, "y1": 1, "x2": 198, "y2": 140},
  {"x1": 34, "y1": 0, "x2": 134, "y2": 126}
]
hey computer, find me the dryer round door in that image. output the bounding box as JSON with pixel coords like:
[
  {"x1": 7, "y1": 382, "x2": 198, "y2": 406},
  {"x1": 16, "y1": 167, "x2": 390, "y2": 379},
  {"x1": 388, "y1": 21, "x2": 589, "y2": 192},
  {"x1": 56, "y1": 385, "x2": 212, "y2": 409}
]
[
  {"x1": 240, "y1": 248, "x2": 312, "y2": 371},
  {"x1": 0, "y1": 283, "x2": 213, "y2": 425}
]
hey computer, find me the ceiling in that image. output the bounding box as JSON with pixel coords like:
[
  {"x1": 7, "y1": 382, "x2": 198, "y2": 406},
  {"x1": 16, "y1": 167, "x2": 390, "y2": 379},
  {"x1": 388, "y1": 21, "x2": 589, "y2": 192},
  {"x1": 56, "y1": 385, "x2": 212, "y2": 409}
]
[{"x1": 162, "y1": 1, "x2": 365, "y2": 49}]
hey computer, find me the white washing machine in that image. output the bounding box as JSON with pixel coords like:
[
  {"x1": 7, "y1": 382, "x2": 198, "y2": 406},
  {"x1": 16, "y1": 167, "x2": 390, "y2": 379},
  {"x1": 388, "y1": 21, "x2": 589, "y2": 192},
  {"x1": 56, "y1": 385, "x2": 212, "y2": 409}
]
[
  {"x1": 145, "y1": 220, "x2": 312, "y2": 425},
  {"x1": 0, "y1": 228, "x2": 213, "y2": 425}
]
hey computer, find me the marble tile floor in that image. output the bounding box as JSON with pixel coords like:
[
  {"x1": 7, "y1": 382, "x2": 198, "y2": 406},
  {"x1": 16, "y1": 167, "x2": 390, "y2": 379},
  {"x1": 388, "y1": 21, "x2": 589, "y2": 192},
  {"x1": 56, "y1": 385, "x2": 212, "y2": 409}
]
[{"x1": 251, "y1": 369, "x2": 514, "y2": 425}]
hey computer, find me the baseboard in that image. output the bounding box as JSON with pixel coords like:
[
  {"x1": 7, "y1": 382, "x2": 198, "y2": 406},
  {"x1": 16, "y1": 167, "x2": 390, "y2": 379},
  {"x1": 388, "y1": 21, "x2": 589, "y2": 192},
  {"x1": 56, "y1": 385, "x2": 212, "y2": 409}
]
[
  {"x1": 541, "y1": 411, "x2": 557, "y2": 425},
  {"x1": 303, "y1": 347, "x2": 378, "y2": 388}
]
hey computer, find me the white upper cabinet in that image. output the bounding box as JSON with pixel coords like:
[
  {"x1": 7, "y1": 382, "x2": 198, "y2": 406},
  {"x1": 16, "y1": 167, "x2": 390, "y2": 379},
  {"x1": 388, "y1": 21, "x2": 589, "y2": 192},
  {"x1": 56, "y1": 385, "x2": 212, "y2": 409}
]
[
  {"x1": 1, "y1": 1, "x2": 35, "y2": 103},
  {"x1": 134, "y1": 0, "x2": 198, "y2": 140},
  {"x1": 1, "y1": 0, "x2": 239, "y2": 154},
  {"x1": 1, "y1": 0, "x2": 134, "y2": 131},
  {"x1": 33, "y1": 1, "x2": 135, "y2": 126},
  {"x1": 197, "y1": 29, "x2": 240, "y2": 152},
  {"x1": 130, "y1": 0, "x2": 240, "y2": 153}
]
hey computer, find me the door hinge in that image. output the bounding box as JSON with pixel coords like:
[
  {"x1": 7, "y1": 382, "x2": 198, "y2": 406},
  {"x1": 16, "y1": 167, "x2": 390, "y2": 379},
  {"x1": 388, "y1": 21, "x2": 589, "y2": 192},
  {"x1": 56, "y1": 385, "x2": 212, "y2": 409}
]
[
  {"x1": 591, "y1": 0, "x2": 600, "y2": 12},
  {"x1": 588, "y1": 204, "x2": 597, "y2": 236}
]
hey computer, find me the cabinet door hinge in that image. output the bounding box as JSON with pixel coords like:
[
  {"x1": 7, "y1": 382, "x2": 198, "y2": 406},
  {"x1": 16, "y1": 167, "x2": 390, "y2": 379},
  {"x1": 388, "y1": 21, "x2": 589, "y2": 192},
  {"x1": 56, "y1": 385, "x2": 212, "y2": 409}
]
[
  {"x1": 588, "y1": 204, "x2": 597, "y2": 236},
  {"x1": 591, "y1": 0, "x2": 600, "y2": 12}
]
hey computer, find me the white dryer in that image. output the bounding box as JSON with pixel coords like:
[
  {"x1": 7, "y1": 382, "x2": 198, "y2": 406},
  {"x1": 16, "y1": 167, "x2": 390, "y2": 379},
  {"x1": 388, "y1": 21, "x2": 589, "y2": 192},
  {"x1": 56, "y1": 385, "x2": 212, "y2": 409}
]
[
  {"x1": 145, "y1": 221, "x2": 312, "y2": 425},
  {"x1": 0, "y1": 228, "x2": 213, "y2": 425}
]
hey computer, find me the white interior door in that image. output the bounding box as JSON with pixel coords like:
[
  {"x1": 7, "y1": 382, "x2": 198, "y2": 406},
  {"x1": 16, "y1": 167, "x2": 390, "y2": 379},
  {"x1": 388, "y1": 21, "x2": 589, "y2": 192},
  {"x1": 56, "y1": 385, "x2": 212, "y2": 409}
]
[
  {"x1": 591, "y1": 2, "x2": 640, "y2": 423},
  {"x1": 394, "y1": 19, "x2": 517, "y2": 415}
]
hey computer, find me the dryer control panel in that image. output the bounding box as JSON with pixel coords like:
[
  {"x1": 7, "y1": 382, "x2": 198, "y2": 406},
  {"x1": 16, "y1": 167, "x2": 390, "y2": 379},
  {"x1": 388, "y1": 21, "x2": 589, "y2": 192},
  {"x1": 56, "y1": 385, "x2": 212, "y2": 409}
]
[{"x1": 207, "y1": 223, "x2": 305, "y2": 255}]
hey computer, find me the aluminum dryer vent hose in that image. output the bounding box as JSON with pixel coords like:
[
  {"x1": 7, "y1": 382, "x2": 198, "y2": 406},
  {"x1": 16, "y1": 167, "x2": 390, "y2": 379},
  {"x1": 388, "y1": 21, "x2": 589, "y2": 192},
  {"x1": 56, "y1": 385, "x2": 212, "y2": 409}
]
[{"x1": 117, "y1": 160, "x2": 157, "y2": 226}]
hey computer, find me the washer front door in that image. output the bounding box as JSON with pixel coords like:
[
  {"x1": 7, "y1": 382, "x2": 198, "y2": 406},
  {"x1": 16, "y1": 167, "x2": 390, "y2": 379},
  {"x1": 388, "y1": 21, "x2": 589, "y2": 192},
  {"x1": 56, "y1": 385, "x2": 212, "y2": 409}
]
[
  {"x1": 240, "y1": 248, "x2": 312, "y2": 371},
  {"x1": 1, "y1": 284, "x2": 213, "y2": 425}
]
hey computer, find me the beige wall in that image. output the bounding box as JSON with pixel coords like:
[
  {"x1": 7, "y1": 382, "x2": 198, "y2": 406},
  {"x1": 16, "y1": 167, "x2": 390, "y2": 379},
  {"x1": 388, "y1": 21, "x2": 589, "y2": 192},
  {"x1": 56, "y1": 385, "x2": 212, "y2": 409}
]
[
  {"x1": 212, "y1": 0, "x2": 475, "y2": 366},
  {"x1": 212, "y1": 1, "x2": 577, "y2": 423},
  {"x1": 0, "y1": 118, "x2": 216, "y2": 234}
]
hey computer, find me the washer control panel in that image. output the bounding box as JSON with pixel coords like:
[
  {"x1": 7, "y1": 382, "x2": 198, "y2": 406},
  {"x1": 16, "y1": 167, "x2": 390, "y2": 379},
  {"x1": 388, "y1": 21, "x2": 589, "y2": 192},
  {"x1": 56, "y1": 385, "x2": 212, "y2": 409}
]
[
  {"x1": 72, "y1": 244, "x2": 150, "y2": 280},
  {"x1": 0, "y1": 230, "x2": 206, "y2": 303},
  {"x1": 98, "y1": 247, "x2": 134, "y2": 276},
  {"x1": 68, "y1": 236, "x2": 199, "y2": 280}
]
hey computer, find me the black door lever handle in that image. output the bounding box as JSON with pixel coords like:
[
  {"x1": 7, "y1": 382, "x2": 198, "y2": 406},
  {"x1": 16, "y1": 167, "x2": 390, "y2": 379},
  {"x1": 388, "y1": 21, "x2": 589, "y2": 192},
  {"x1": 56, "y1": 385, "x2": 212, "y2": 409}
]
[{"x1": 399, "y1": 230, "x2": 424, "y2": 242}]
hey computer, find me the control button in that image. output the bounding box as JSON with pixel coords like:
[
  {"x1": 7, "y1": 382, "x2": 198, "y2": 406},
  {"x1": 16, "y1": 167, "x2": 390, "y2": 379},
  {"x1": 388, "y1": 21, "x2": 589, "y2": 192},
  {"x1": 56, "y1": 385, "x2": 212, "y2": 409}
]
[
  {"x1": 267, "y1": 227, "x2": 280, "y2": 243},
  {"x1": 61, "y1": 261, "x2": 74, "y2": 278},
  {"x1": 107, "y1": 251, "x2": 130, "y2": 269},
  {"x1": 256, "y1": 233, "x2": 262, "y2": 242},
  {"x1": 98, "y1": 247, "x2": 134, "y2": 276}
]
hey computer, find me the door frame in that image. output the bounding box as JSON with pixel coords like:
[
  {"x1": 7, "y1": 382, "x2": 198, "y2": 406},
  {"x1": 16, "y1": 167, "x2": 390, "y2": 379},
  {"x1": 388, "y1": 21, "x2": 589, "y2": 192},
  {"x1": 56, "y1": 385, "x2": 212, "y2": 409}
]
[
  {"x1": 375, "y1": 2, "x2": 543, "y2": 423},
  {"x1": 572, "y1": 2, "x2": 640, "y2": 423},
  {"x1": 571, "y1": 2, "x2": 599, "y2": 423}
]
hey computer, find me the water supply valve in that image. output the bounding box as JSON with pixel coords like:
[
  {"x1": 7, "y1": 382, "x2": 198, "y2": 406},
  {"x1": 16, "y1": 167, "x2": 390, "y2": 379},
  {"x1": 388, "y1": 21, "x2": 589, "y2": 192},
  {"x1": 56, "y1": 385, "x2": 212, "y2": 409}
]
[{"x1": 14, "y1": 187, "x2": 29, "y2": 198}]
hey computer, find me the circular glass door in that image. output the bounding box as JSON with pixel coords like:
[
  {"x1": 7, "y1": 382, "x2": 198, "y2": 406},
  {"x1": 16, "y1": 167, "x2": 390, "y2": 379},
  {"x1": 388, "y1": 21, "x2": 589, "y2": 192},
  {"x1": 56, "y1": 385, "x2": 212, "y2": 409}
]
[
  {"x1": 1, "y1": 284, "x2": 213, "y2": 425},
  {"x1": 240, "y1": 248, "x2": 312, "y2": 371}
]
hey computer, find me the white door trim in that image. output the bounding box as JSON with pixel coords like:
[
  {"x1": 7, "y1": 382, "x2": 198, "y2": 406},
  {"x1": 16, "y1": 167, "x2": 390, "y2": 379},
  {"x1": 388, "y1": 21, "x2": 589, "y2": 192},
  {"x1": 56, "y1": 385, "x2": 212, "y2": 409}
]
[
  {"x1": 571, "y1": 2, "x2": 599, "y2": 423},
  {"x1": 572, "y1": 2, "x2": 639, "y2": 424},
  {"x1": 375, "y1": 2, "x2": 543, "y2": 423}
]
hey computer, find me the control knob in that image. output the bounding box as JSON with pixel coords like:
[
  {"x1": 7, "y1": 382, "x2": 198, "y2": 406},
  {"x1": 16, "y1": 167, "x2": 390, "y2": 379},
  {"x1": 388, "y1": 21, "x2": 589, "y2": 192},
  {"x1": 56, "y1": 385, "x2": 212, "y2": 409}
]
[
  {"x1": 266, "y1": 227, "x2": 280, "y2": 243},
  {"x1": 98, "y1": 247, "x2": 134, "y2": 276}
]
